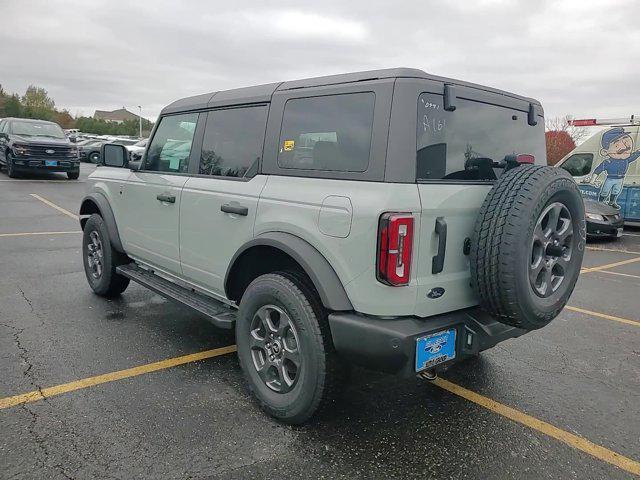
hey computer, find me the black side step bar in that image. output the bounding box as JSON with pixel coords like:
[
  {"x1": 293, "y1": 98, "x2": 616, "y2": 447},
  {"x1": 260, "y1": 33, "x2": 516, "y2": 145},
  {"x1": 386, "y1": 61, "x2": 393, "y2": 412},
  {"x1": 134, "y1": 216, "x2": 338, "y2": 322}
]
[{"x1": 116, "y1": 263, "x2": 236, "y2": 329}]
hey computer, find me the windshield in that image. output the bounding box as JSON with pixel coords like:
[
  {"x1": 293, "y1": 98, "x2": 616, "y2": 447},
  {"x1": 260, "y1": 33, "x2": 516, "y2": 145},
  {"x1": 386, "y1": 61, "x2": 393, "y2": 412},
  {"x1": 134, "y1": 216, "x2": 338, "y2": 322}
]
[
  {"x1": 416, "y1": 92, "x2": 545, "y2": 181},
  {"x1": 11, "y1": 121, "x2": 66, "y2": 139}
]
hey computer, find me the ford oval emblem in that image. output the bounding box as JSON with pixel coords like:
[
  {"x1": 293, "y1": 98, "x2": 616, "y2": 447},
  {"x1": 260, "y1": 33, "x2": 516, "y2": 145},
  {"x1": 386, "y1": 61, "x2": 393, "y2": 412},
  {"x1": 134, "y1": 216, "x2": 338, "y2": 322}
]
[
  {"x1": 427, "y1": 287, "x2": 445, "y2": 299},
  {"x1": 45, "y1": 149, "x2": 55, "y2": 155}
]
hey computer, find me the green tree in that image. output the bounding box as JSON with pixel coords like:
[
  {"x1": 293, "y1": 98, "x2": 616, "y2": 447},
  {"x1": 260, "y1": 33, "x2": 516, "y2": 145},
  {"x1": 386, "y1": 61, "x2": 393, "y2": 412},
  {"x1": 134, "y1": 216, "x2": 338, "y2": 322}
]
[
  {"x1": 3, "y1": 94, "x2": 23, "y2": 117},
  {"x1": 21, "y1": 85, "x2": 55, "y2": 120}
]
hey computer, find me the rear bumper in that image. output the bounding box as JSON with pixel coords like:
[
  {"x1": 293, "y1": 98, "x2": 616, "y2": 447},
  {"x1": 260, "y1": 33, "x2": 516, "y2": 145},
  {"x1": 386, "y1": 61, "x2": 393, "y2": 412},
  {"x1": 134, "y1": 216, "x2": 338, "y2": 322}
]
[
  {"x1": 328, "y1": 307, "x2": 525, "y2": 377},
  {"x1": 12, "y1": 158, "x2": 79, "y2": 172}
]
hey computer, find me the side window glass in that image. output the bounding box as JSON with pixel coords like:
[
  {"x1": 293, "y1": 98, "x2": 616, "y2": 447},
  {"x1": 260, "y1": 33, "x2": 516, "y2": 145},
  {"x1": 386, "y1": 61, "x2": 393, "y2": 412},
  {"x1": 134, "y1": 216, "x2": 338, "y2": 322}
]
[
  {"x1": 144, "y1": 112, "x2": 198, "y2": 173},
  {"x1": 199, "y1": 105, "x2": 268, "y2": 177},
  {"x1": 560, "y1": 153, "x2": 593, "y2": 177},
  {"x1": 277, "y1": 92, "x2": 375, "y2": 172}
]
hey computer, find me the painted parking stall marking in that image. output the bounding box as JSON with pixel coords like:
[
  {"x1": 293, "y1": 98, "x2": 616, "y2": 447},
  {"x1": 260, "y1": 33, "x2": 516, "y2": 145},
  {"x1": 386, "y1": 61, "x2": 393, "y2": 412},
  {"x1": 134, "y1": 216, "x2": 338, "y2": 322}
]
[
  {"x1": 580, "y1": 255, "x2": 640, "y2": 273},
  {"x1": 565, "y1": 305, "x2": 640, "y2": 328},
  {"x1": 0, "y1": 231, "x2": 81, "y2": 238},
  {"x1": 1, "y1": 344, "x2": 638, "y2": 475},
  {"x1": 30, "y1": 193, "x2": 79, "y2": 220},
  {"x1": 433, "y1": 378, "x2": 640, "y2": 476},
  {"x1": 0, "y1": 345, "x2": 237, "y2": 410}
]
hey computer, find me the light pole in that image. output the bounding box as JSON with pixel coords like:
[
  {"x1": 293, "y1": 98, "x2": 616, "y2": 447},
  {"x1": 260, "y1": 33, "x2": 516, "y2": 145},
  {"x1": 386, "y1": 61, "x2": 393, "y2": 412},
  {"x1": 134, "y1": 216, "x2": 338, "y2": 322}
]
[{"x1": 138, "y1": 105, "x2": 142, "y2": 138}]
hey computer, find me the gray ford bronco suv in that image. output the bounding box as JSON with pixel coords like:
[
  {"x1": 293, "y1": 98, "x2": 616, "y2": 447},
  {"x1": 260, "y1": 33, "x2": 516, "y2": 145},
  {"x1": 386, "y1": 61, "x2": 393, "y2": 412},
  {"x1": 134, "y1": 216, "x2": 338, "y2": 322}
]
[{"x1": 79, "y1": 68, "x2": 585, "y2": 424}]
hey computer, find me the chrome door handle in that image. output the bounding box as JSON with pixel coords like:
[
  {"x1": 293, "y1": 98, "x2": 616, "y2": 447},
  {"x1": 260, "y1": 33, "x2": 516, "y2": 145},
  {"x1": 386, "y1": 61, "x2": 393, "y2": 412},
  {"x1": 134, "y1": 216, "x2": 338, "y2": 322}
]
[{"x1": 156, "y1": 193, "x2": 176, "y2": 204}]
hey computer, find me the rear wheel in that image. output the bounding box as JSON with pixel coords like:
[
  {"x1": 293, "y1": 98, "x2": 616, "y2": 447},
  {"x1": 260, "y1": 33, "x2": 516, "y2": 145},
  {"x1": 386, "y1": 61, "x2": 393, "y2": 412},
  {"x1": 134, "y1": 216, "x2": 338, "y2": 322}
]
[
  {"x1": 82, "y1": 214, "x2": 130, "y2": 297},
  {"x1": 471, "y1": 165, "x2": 586, "y2": 330},
  {"x1": 67, "y1": 170, "x2": 80, "y2": 180},
  {"x1": 236, "y1": 271, "x2": 345, "y2": 424},
  {"x1": 89, "y1": 152, "x2": 101, "y2": 164}
]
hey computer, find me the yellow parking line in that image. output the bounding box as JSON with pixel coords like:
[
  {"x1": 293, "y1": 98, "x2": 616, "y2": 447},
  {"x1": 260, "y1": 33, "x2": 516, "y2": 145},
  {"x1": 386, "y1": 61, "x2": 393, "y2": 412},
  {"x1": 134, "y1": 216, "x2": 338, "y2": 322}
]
[
  {"x1": 597, "y1": 270, "x2": 640, "y2": 280},
  {"x1": 0, "y1": 179, "x2": 85, "y2": 183},
  {"x1": 0, "y1": 231, "x2": 81, "y2": 238},
  {"x1": 586, "y1": 246, "x2": 640, "y2": 255},
  {"x1": 1, "y1": 343, "x2": 638, "y2": 474},
  {"x1": 565, "y1": 305, "x2": 640, "y2": 328},
  {"x1": 29, "y1": 193, "x2": 79, "y2": 220},
  {"x1": 0, "y1": 345, "x2": 237, "y2": 410},
  {"x1": 433, "y1": 378, "x2": 640, "y2": 476},
  {"x1": 581, "y1": 256, "x2": 640, "y2": 273}
]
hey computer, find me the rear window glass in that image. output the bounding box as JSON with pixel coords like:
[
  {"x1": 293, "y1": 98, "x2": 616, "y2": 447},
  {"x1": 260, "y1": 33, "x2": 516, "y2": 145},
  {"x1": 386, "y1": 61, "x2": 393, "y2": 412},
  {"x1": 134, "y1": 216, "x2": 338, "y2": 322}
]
[
  {"x1": 278, "y1": 92, "x2": 375, "y2": 172},
  {"x1": 416, "y1": 93, "x2": 545, "y2": 181}
]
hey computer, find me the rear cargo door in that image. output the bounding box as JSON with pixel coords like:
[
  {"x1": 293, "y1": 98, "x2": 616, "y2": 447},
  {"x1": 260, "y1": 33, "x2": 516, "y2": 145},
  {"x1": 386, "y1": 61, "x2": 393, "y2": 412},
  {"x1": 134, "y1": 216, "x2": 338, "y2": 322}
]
[{"x1": 413, "y1": 90, "x2": 546, "y2": 317}]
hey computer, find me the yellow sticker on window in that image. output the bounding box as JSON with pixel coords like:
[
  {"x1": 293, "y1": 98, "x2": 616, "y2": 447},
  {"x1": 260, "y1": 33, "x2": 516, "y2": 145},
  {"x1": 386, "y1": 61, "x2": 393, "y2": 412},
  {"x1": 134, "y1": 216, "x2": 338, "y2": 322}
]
[{"x1": 283, "y1": 140, "x2": 295, "y2": 151}]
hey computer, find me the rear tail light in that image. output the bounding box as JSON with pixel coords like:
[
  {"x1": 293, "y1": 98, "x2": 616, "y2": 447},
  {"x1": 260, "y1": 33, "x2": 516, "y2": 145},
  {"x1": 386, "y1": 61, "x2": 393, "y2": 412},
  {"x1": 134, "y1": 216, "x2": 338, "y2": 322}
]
[
  {"x1": 516, "y1": 154, "x2": 535, "y2": 164},
  {"x1": 377, "y1": 213, "x2": 414, "y2": 286}
]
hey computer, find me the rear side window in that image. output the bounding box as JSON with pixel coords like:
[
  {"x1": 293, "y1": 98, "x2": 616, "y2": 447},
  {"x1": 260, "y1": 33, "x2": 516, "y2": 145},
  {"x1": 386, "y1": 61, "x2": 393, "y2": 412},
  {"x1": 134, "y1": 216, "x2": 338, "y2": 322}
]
[
  {"x1": 199, "y1": 105, "x2": 268, "y2": 178},
  {"x1": 278, "y1": 92, "x2": 375, "y2": 172},
  {"x1": 145, "y1": 112, "x2": 199, "y2": 173},
  {"x1": 560, "y1": 153, "x2": 593, "y2": 177},
  {"x1": 416, "y1": 93, "x2": 545, "y2": 181}
]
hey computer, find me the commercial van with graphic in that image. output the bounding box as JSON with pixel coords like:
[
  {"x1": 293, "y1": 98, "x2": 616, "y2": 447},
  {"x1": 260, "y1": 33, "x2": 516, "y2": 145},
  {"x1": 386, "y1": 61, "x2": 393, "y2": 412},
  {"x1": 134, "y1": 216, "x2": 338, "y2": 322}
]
[{"x1": 557, "y1": 117, "x2": 640, "y2": 225}]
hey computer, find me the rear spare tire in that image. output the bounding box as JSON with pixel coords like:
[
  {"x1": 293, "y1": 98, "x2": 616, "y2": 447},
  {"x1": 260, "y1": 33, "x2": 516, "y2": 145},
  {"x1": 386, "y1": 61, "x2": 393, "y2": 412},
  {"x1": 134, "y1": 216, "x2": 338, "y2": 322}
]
[{"x1": 470, "y1": 165, "x2": 586, "y2": 330}]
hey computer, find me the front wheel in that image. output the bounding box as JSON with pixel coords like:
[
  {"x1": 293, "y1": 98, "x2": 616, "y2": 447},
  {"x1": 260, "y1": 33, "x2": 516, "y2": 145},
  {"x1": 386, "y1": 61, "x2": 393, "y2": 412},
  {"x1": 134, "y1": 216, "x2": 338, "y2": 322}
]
[
  {"x1": 6, "y1": 153, "x2": 18, "y2": 178},
  {"x1": 236, "y1": 272, "x2": 345, "y2": 424},
  {"x1": 89, "y1": 152, "x2": 101, "y2": 164},
  {"x1": 82, "y1": 214, "x2": 130, "y2": 297}
]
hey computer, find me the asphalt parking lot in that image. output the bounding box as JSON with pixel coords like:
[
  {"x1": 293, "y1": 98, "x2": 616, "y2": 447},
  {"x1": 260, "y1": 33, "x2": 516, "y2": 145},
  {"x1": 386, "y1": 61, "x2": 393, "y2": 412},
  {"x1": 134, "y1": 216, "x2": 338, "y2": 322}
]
[{"x1": 1, "y1": 163, "x2": 639, "y2": 480}]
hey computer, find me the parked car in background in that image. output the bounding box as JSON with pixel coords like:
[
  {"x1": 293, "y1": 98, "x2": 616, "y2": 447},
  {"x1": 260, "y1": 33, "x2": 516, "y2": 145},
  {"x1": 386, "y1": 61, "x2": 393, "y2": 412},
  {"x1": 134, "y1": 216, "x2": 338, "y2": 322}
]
[
  {"x1": 126, "y1": 138, "x2": 147, "y2": 161},
  {"x1": 556, "y1": 116, "x2": 640, "y2": 226},
  {"x1": 584, "y1": 199, "x2": 624, "y2": 238},
  {"x1": 80, "y1": 138, "x2": 141, "y2": 164},
  {"x1": 79, "y1": 139, "x2": 107, "y2": 163},
  {"x1": 0, "y1": 117, "x2": 80, "y2": 179}
]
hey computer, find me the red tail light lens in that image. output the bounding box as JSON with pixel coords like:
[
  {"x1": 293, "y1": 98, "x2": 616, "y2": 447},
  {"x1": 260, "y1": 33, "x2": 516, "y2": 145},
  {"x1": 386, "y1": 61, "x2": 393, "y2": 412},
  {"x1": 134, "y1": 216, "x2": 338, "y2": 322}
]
[
  {"x1": 377, "y1": 213, "x2": 414, "y2": 286},
  {"x1": 516, "y1": 154, "x2": 535, "y2": 164}
]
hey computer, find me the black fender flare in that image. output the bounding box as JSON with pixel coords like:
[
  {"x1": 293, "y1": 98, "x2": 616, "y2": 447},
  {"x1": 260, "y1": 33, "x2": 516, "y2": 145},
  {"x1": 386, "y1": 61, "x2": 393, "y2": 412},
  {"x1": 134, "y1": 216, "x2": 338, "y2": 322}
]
[
  {"x1": 79, "y1": 192, "x2": 125, "y2": 253},
  {"x1": 225, "y1": 232, "x2": 353, "y2": 311}
]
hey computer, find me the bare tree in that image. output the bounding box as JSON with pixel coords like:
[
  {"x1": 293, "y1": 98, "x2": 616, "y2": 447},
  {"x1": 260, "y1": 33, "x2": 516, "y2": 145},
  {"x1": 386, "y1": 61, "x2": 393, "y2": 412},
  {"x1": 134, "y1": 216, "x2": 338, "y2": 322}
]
[{"x1": 545, "y1": 116, "x2": 590, "y2": 144}]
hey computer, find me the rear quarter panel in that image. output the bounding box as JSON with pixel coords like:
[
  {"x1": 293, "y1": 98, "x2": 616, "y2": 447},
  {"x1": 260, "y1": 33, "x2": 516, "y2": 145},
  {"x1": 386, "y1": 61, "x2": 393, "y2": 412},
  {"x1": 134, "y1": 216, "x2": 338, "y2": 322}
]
[{"x1": 255, "y1": 176, "x2": 422, "y2": 316}]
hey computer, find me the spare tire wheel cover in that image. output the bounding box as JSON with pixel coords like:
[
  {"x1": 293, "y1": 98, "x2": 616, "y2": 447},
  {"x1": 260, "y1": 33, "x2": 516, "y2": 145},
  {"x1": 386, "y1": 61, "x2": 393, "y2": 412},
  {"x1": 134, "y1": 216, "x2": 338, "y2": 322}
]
[{"x1": 470, "y1": 165, "x2": 586, "y2": 330}]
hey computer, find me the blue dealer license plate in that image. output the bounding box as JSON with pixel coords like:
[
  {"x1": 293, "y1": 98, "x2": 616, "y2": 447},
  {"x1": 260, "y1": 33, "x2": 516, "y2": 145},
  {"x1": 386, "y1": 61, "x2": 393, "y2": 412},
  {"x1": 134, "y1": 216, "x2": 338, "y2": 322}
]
[
  {"x1": 415, "y1": 328, "x2": 456, "y2": 371},
  {"x1": 45, "y1": 160, "x2": 58, "y2": 166}
]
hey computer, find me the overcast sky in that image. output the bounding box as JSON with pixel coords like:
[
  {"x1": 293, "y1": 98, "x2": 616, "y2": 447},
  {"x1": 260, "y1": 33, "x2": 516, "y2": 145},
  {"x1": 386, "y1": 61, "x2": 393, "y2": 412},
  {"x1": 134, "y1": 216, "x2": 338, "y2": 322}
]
[{"x1": 1, "y1": 0, "x2": 638, "y2": 122}]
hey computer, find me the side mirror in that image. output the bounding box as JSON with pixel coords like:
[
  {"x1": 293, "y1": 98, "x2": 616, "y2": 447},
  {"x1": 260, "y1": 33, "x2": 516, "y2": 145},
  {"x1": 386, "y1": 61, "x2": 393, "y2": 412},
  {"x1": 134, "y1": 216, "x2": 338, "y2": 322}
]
[{"x1": 101, "y1": 143, "x2": 128, "y2": 168}]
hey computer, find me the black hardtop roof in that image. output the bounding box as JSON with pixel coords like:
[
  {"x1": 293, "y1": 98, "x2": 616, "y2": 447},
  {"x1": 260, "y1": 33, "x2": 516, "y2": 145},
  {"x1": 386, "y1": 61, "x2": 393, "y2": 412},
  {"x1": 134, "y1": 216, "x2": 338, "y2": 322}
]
[{"x1": 161, "y1": 68, "x2": 540, "y2": 115}]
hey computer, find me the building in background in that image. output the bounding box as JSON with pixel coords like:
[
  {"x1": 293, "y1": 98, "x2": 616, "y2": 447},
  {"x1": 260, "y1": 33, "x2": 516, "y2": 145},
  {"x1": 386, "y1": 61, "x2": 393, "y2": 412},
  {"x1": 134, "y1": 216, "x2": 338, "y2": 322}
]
[{"x1": 93, "y1": 108, "x2": 142, "y2": 124}]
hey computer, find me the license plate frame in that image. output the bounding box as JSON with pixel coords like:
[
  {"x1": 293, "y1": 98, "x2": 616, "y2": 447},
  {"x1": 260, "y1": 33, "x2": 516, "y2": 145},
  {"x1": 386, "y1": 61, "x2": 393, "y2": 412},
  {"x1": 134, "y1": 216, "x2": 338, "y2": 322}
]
[
  {"x1": 45, "y1": 160, "x2": 58, "y2": 167},
  {"x1": 415, "y1": 328, "x2": 457, "y2": 372}
]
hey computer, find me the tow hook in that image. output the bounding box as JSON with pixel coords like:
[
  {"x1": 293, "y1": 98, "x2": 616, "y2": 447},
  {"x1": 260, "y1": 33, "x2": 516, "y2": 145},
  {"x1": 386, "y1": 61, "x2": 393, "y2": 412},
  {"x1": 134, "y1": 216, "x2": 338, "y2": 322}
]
[{"x1": 417, "y1": 369, "x2": 437, "y2": 381}]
